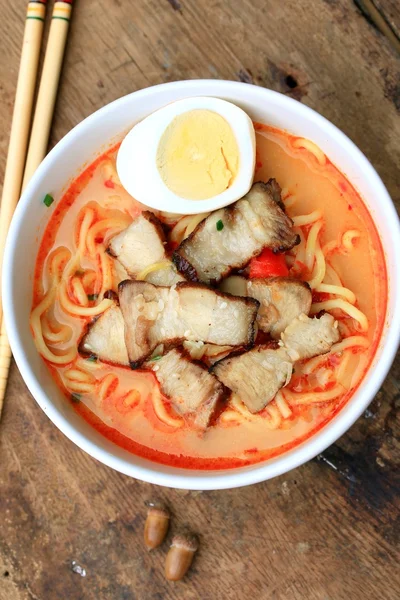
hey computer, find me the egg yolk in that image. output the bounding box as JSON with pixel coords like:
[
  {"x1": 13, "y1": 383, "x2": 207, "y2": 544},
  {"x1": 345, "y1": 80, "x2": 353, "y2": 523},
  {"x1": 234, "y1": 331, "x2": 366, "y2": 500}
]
[{"x1": 156, "y1": 109, "x2": 239, "y2": 200}]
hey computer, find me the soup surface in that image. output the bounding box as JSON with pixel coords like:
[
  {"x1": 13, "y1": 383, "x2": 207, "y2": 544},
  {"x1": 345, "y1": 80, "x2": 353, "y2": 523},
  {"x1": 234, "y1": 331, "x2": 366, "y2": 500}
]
[{"x1": 31, "y1": 123, "x2": 387, "y2": 469}]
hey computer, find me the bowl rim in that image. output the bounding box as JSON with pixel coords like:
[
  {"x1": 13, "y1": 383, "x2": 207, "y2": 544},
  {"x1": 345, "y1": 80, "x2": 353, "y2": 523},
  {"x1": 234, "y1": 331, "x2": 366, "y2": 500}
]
[{"x1": 3, "y1": 79, "x2": 400, "y2": 490}]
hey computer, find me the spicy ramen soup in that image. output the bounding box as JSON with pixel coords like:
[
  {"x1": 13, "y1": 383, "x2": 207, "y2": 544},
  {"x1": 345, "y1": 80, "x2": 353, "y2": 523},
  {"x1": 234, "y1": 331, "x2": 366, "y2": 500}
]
[{"x1": 31, "y1": 123, "x2": 387, "y2": 469}]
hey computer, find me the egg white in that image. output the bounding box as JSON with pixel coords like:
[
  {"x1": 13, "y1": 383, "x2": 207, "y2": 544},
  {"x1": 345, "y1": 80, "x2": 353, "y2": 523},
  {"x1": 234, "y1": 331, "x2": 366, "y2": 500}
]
[{"x1": 116, "y1": 97, "x2": 256, "y2": 215}]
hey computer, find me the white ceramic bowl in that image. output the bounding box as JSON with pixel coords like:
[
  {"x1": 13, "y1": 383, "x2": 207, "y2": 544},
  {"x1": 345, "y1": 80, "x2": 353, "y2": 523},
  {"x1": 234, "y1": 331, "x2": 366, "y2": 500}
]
[{"x1": 3, "y1": 80, "x2": 400, "y2": 490}]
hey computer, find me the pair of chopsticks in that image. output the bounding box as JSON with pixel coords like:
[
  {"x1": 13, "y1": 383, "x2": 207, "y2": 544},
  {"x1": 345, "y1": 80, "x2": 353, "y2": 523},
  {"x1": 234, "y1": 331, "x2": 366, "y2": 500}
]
[{"x1": 0, "y1": 0, "x2": 74, "y2": 417}]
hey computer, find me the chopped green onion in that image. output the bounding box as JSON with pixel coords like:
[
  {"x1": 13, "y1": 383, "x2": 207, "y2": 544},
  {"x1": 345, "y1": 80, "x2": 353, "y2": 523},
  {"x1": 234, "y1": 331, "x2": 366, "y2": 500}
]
[
  {"x1": 87, "y1": 294, "x2": 98, "y2": 301},
  {"x1": 86, "y1": 354, "x2": 97, "y2": 362},
  {"x1": 216, "y1": 219, "x2": 224, "y2": 231},
  {"x1": 71, "y1": 393, "x2": 81, "y2": 403},
  {"x1": 151, "y1": 355, "x2": 162, "y2": 361},
  {"x1": 43, "y1": 193, "x2": 54, "y2": 207}
]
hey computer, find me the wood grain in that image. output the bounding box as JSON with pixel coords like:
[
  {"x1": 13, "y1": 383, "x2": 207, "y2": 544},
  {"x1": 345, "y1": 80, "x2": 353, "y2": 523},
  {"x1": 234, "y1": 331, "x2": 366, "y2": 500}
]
[{"x1": 0, "y1": 1, "x2": 399, "y2": 599}]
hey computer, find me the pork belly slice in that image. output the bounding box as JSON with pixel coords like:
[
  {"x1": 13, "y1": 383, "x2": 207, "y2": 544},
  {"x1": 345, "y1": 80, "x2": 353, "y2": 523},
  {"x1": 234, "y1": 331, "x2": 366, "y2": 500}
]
[
  {"x1": 108, "y1": 211, "x2": 183, "y2": 286},
  {"x1": 281, "y1": 313, "x2": 340, "y2": 361},
  {"x1": 118, "y1": 280, "x2": 259, "y2": 367},
  {"x1": 113, "y1": 260, "x2": 130, "y2": 287},
  {"x1": 212, "y1": 343, "x2": 293, "y2": 413},
  {"x1": 145, "y1": 349, "x2": 227, "y2": 429},
  {"x1": 247, "y1": 277, "x2": 312, "y2": 338},
  {"x1": 173, "y1": 180, "x2": 300, "y2": 284},
  {"x1": 212, "y1": 313, "x2": 340, "y2": 412},
  {"x1": 79, "y1": 304, "x2": 129, "y2": 366}
]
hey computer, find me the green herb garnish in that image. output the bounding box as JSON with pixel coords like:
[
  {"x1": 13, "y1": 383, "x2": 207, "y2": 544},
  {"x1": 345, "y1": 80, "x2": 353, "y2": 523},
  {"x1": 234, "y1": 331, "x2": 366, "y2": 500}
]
[
  {"x1": 151, "y1": 355, "x2": 162, "y2": 361},
  {"x1": 71, "y1": 393, "x2": 81, "y2": 403},
  {"x1": 87, "y1": 294, "x2": 98, "y2": 301},
  {"x1": 43, "y1": 193, "x2": 54, "y2": 208},
  {"x1": 216, "y1": 219, "x2": 224, "y2": 231},
  {"x1": 86, "y1": 354, "x2": 98, "y2": 362}
]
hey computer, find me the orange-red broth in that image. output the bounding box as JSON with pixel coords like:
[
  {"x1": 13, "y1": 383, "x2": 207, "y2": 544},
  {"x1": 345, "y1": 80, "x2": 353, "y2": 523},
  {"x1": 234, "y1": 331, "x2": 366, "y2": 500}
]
[{"x1": 32, "y1": 123, "x2": 387, "y2": 470}]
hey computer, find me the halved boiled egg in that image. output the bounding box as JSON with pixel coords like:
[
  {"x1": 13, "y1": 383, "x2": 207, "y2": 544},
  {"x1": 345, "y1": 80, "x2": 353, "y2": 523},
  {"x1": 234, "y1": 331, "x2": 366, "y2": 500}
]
[{"x1": 117, "y1": 97, "x2": 256, "y2": 215}]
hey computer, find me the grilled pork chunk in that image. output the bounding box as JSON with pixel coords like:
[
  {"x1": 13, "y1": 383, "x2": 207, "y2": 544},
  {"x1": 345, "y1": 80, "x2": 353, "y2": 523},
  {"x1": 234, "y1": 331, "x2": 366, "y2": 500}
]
[
  {"x1": 79, "y1": 304, "x2": 129, "y2": 366},
  {"x1": 108, "y1": 211, "x2": 183, "y2": 286},
  {"x1": 212, "y1": 313, "x2": 340, "y2": 412},
  {"x1": 118, "y1": 280, "x2": 259, "y2": 367},
  {"x1": 247, "y1": 277, "x2": 312, "y2": 338},
  {"x1": 281, "y1": 313, "x2": 340, "y2": 361},
  {"x1": 212, "y1": 343, "x2": 293, "y2": 413},
  {"x1": 112, "y1": 260, "x2": 130, "y2": 287},
  {"x1": 173, "y1": 180, "x2": 300, "y2": 284},
  {"x1": 146, "y1": 349, "x2": 227, "y2": 429}
]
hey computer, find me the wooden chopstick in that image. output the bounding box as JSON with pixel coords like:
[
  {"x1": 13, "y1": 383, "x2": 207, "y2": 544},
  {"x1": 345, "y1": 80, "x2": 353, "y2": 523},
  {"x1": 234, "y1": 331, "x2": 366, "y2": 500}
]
[
  {"x1": 0, "y1": 0, "x2": 48, "y2": 418},
  {"x1": 0, "y1": 0, "x2": 48, "y2": 329},
  {"x1": 0, "y1": 0, "x2": 74, "y2": 418},
  {"x1": 23, "y1": 0, "x2": 74, "y2": 186},
  {"x1": 0, "y1": 322, "x2": 12, "y2": 408}
]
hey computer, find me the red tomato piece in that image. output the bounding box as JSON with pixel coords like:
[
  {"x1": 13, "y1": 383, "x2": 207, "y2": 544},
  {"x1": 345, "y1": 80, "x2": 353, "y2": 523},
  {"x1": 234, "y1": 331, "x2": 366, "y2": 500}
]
[{"x1": 248, "y1": 248, "x2": 289, "y2": 278}]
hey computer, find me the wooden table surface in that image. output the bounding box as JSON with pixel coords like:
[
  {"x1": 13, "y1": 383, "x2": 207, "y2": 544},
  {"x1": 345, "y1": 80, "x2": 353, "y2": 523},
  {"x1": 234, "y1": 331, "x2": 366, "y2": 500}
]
[{"x1": 0, "y1": 1, "x2": 399, "y2": 599}]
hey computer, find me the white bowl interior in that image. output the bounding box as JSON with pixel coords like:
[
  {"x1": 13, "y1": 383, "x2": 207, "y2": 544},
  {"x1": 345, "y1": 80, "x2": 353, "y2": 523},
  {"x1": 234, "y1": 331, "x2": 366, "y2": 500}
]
[{"x1": 3, "y1": 80, "x2": 400, "y2": 490}]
